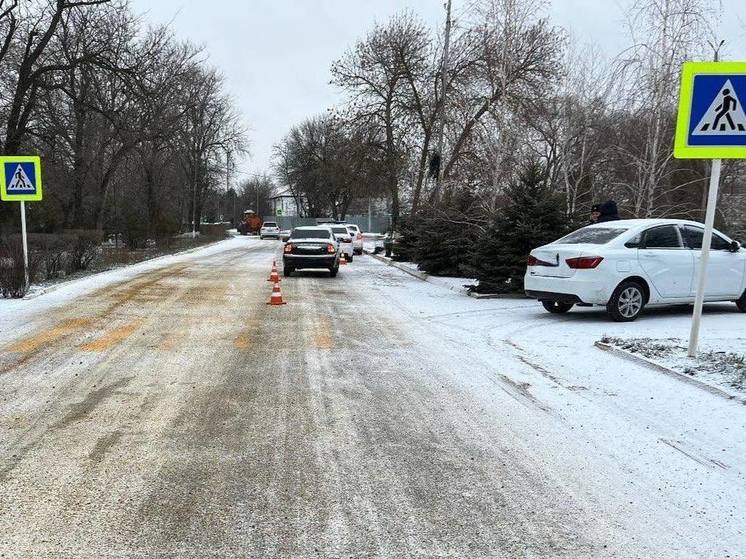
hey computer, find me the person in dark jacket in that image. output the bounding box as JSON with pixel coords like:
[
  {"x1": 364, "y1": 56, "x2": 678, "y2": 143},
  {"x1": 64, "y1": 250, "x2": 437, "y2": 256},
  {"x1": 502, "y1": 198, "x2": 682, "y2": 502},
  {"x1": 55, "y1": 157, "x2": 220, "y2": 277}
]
[{"x1": 596, "y1": 199, "x2": 620, "y2": 222}]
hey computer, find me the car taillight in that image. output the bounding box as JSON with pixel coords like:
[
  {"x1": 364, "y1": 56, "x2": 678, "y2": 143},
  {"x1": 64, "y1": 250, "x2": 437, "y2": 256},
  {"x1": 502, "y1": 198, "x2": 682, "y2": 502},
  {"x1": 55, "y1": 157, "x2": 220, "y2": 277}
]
[
  {"x1": 356, "y1": 232, "x2": 363, "y2": 240},
  {"x1": 566, "y1": 256, "x2": 604, "y2": 269},
  {"x1": 342, "y1": 238, "x2": 352, "y2": 243},
  {"x1": 284, "y1": 244, "x2": 293, "y2": 254},
  {"x1": 327, "y1": 244, "x2": 336, "y2": 253},
  {"x1": 527, "y1": 255, "x2": 538, "y2": 266}
]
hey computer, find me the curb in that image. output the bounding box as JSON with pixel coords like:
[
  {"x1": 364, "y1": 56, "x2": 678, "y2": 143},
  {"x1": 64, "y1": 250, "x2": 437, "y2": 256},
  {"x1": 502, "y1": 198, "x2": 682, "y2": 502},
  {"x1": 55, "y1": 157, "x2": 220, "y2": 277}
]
[
  {"x1": 594, "y1": 341, "x2": 746, "y2": 405},
  {"x1": 467, "y1": 291, "x2": 527, "y2": 300},
  {"x1": 364, "y1": 250, "x2": 529, "y2": 299},
  {"x1": 365, "y1": 250, "x2": 429, "y2": 281}
]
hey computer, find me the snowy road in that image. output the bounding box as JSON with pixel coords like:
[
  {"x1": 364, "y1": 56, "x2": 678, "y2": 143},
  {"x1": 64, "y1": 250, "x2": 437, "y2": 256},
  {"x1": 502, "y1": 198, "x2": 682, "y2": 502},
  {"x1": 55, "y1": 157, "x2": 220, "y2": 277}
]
[{"x1": 0, "y1": 237, "x2": 745, "y2": 558}]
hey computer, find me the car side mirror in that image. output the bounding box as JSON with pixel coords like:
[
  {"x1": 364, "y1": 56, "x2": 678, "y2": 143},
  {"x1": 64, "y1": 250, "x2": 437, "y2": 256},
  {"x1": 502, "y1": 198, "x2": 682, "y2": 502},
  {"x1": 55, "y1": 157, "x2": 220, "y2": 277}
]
[
  {"x1": 625, "y1": 240, "x2": 640, "y2": 249},
  {"x1": 730, "y1": 240, "x2": 741, "y2": 252}
]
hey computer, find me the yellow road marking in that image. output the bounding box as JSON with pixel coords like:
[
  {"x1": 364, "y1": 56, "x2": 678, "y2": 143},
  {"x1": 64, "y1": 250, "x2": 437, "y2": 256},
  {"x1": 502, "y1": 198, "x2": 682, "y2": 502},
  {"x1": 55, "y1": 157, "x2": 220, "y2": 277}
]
[
  {"x1": 234, "y1": 333, "x2": 252, "y2": 350},
  {"x1": 79, "y1": 320, "x2": 144, "y2": 352},
  {"x1": 7, "y1": 318, "x2": 92, "y2": 353},
  {"x1": 314, "y1": 316, "x2": 334, "y2": 349}
]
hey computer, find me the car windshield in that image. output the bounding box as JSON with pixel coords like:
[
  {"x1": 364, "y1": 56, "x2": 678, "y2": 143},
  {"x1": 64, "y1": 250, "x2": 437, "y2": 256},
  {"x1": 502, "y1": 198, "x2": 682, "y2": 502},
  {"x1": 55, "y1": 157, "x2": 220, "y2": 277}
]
[
  {"x1": 555, "y1": 227, "x2": 628, "y2": 245},
  {"x1": 290, "y1": 229, "x2": 330, "y2": 240},
  {"x1": 263, "y1": 222, "x2": 277, "y2": 228}
]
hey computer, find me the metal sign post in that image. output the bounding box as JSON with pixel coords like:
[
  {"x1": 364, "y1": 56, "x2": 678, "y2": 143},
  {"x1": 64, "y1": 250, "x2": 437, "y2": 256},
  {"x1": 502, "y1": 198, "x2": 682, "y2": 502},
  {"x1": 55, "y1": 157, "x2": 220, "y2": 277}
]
[
  {"x1": 674, "y1": 61, "x2": 746, "y2": 356},
  {"x1": 687, "y1": 159, "x2": 721, "y2": 357},
  {"x1": 19, "y1": 200, "x2": 29, "y2": 289},
  {"x1": 0, "y1": 155, "x2": 43, "y2": 294}
]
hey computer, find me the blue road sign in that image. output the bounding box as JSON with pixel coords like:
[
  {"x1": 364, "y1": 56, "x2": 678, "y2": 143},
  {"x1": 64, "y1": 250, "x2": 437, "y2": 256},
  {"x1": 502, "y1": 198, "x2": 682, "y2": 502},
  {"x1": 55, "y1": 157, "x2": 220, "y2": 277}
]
[
  {"x1": 675, "y1": 62, "x2": 746, "y2": 159},
  {"x1": 0, "y1": 156, "x2": 42, "y2": 201}
]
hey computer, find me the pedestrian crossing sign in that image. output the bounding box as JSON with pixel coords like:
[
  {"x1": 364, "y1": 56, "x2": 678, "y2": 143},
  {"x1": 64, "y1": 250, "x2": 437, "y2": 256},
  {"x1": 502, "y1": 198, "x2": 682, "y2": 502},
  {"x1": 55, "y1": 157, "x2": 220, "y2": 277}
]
[
  {"x1": 675, "y1": 61, "x2": 746, "y2": 158},
  {"x1": 0, "y1": 155, "x2": 42, "y2": 201}
]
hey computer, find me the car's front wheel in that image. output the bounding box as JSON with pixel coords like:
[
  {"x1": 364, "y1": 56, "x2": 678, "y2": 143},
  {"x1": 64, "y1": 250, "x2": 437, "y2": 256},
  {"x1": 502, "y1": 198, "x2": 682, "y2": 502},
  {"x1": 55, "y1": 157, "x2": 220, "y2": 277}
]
[
  {"x1": 284, "y1": 267, "x2": 293, "y2": 277},
  {"x1": 329, "y1": 266, "x2": 339, "y2": 277},
  {"x1": 736, "y1": 290, "x2": 746, "y2": 312},
  {"x1": 607, "y1": 281, "x2": 646, "y2": 322},
  {"x1": 541, "y1": 301, "x2": 573, "y2": 314}
]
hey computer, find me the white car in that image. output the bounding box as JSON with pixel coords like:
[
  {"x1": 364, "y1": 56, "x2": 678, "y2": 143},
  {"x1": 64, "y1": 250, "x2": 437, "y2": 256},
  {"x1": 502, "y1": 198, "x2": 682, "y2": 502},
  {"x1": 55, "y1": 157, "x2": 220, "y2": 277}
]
[
  {"x1": 323, "y1": 224, "x2": 355, "y2": 262},
  {"x1": 345, "y1": 224, "x2": 364, "y2": 255},
  {"x1": 260, "y1": 221, "x2": 281, "y2": 239},
  {"x1": 524, "y1": 219, "x2": 746, "y2": 321}
]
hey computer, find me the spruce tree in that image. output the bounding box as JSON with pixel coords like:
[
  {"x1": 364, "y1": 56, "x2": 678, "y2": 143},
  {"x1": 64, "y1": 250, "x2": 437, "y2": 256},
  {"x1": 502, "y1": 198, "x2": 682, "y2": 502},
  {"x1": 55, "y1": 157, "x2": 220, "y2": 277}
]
[{"x1": 468, "y1": 161, "x2": 567, "y2": 293}]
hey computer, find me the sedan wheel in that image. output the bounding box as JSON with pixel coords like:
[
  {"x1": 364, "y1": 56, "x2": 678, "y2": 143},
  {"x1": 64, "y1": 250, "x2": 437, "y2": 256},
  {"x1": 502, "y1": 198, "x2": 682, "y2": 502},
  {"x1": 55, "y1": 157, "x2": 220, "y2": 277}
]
[{"x1": 607, "y1": 281, "x2": 645, "y2": 322}]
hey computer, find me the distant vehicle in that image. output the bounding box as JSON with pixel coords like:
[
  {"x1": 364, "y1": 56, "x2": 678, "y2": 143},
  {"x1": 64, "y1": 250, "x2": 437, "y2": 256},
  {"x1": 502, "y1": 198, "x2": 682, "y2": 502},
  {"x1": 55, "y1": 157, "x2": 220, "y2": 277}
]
[
  {"x1": 260, "y1": 221, "x2": 281, "y2": 239},
  {"x1": 280, "y1": 229, "x2": 291, "y2": 242},
  {"x1": 345, "y1": 224, "x2": 364, "y2": 255},
  {"x1": 322, "y1": 224, "x2": 355, "y2": 261},
  {"x1": 524, "y1": 219, "x2": 746, "y2": 322},
  {"x1": 238, "y1": 210, "x2": 262, "y2": 235},
  {"x1": 283, "y1": 226, "x2": 340, "y2": 277}
]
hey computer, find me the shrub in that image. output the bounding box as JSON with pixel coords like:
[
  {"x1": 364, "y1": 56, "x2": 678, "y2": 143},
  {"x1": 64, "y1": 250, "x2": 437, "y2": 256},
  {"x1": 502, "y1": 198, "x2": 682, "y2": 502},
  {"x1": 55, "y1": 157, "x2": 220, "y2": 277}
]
[
  {"x1": 392, "y1": 215, "x2": 420, "y2": 263},
  {"x1": 28, "y1": 233, "x2": 74, "y2": 279},
  {"x1": 410, "y1": 190, "x2": 483, "y2": 276},
  {"x1": 66, "y1": 229, "x2": 103, "y2": 272},
  {"x1": 0, "y1": 235, "x2": 39, "y2": 298}
]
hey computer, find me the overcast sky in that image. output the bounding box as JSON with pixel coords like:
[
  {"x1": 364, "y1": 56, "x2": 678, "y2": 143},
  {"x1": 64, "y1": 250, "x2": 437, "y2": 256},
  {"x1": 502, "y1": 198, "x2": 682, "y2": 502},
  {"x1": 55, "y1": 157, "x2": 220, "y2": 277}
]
[{"x1": 130, "y1": 0, "x2": 746, "y2": 182}]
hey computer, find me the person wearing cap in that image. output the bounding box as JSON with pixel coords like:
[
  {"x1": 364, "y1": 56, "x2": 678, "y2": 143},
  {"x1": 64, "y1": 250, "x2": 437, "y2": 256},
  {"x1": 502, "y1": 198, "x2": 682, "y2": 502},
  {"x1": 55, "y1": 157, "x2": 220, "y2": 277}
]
[{"x1": 590, "y1": 204, "x2": 601, "y2": 223}]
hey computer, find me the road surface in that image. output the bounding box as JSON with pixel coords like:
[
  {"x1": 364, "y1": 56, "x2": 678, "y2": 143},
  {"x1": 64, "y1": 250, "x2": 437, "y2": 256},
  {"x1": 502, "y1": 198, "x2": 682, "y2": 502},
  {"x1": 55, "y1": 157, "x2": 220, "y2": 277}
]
[{"x1": 1, "y1": 237, "x2": 744, "y2": 558}]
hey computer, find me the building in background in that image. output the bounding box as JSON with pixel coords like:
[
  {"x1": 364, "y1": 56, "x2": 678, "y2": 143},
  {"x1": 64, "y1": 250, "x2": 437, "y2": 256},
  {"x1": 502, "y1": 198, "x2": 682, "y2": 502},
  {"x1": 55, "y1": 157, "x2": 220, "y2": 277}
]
[{"x1": 269, "y1": 188, "x2": 304, "y2": 217}]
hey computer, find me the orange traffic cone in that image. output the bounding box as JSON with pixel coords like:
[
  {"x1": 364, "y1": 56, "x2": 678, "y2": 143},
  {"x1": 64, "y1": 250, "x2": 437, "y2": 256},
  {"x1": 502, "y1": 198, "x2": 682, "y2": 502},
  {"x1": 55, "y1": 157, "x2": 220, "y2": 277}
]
[
  {"x1": 340, "y1": 252, "x2": 348, "y2": 266},
  {"x1": 267, "y1": 280, "x2": 287, "y2": 305},
  {"x1": 267, "y1": 260, "x2": 280, "y2": 282}
]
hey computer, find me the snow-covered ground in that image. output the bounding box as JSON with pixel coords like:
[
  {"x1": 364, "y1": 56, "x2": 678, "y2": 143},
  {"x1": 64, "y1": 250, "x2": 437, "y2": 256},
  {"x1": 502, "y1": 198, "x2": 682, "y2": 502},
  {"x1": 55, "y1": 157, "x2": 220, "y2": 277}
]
[
  {"x1": 2, "y1": 241, "x2": 746, "y2": 556},
  {"x1": 349, "y1": 256, "x2": 746, "y2": 557},
  {"x1": 601, "y1": 335, "x2": 746, "y2": 394}
]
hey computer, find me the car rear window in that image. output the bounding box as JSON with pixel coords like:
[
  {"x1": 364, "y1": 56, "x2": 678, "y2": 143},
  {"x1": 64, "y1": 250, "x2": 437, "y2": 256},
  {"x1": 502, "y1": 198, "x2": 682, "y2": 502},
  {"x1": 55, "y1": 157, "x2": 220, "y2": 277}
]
[
  {"x1": 263, "y1": 222, "x2": 277, "y2": 227},
  {"x1": 555, "y1": 227, "x2": 628, "y2": 245},
  {"x1": 330, "y1": 227, "x2": 348, "y2": 234},
  {"x1": 290, "y1": 229, "x2": 331, "y2": 240}
]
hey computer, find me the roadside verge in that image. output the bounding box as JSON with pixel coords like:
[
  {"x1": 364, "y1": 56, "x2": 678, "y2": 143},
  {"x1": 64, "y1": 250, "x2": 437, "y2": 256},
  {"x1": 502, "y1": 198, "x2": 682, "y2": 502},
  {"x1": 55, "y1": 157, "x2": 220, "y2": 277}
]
[{"x1": 595, "y1": 340, "x2": 746, "y2": 405}]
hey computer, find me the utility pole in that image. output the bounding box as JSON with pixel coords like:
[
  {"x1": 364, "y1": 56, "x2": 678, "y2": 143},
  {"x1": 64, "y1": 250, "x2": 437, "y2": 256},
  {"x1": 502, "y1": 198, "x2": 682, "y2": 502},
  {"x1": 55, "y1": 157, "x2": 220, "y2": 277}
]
[
  {"x1": 226, "y1": 149, "x2": 233, "y2": 225},
  {"x1": 431, "y1": 0, "x2": 452, "y2": 202}
]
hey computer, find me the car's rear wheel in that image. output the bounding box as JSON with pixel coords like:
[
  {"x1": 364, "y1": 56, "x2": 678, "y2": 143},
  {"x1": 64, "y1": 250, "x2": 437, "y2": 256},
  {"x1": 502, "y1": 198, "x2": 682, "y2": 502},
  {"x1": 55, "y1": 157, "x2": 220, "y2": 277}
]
[
  {"x1": 541, "y1": 301, "x2": 574, "y2": 314},
  {"x1": 736, "y1": 290, "x2": 746, "y2": 312},
  {"x1": 347, "y1": 253, "x2": 353, "y2": 262},
  {"x1": 607, "y1": 281, "x2": 645, "y2": 322},
  {"x1": 284, "y1": 267, "x2": 293, "y2": 277},
  {"x1": 329, "y1": 266, "x2": 339, "y2": 277}
]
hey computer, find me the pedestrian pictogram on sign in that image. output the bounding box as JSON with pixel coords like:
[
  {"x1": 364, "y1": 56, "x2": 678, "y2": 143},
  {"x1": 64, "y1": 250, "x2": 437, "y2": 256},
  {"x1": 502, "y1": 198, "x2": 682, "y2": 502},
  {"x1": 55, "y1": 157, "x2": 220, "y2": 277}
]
[
  {"x1": 0, "y1": 156, "x2": 42, "y2": 201},
  {"x1": 674, "y1": 61, "x2": 746, "y2": 158},
  {"x1": 692, "y1": 80, "x2": 746, "y2": 134}
]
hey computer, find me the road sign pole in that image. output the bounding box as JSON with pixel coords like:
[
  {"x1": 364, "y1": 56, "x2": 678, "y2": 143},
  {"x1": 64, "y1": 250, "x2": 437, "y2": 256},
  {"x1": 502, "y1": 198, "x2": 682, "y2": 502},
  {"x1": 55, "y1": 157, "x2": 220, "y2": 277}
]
[
  {"x1": 688, "y1": 158, "x2": 722, "y2": 357},
  {"x1": 19, "y1": 200, "x2": 29, "y2": 290}
]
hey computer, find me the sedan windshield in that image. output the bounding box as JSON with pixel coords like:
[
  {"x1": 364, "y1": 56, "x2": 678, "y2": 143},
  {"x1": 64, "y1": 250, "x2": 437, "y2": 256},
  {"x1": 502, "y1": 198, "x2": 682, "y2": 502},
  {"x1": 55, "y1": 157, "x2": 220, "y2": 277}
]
[
  {"x1": 290, "y1": 229, "x2": 330, "y2": 240},
  {"x1": 555, "y1": 227, "x2": 628, "y2": 245}
]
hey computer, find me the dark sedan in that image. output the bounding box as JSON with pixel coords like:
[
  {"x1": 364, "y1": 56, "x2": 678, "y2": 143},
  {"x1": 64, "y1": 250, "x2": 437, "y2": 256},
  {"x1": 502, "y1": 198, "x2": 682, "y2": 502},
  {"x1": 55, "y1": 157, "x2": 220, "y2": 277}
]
[{"x1": 283, "y1": 226, "x2": 340, "y2": 277}]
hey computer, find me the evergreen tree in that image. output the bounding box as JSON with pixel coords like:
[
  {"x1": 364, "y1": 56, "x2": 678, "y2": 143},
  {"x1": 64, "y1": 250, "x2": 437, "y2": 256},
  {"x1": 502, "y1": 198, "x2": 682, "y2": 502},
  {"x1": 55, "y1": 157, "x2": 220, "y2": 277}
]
[
  {"x1": 413, "y1": 189, "x2": 482, "y2": 276},
  {"x1": 467, "y1": 162, "x2": 568, "y2": 293}
]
